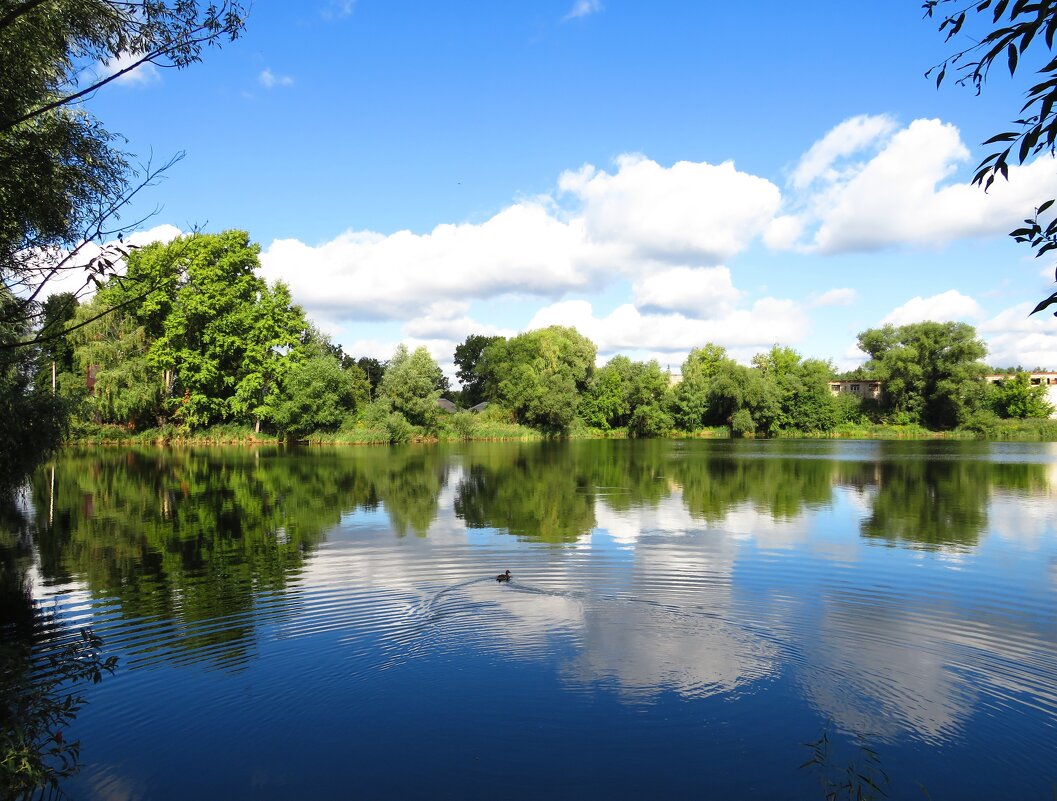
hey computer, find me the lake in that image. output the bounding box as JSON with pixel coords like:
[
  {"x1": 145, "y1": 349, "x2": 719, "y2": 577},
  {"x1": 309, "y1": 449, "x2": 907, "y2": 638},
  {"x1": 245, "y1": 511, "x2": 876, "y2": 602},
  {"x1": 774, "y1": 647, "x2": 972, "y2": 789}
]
[{"x1": 4, "y1": 439, "x2": 1057, "y2": 799}]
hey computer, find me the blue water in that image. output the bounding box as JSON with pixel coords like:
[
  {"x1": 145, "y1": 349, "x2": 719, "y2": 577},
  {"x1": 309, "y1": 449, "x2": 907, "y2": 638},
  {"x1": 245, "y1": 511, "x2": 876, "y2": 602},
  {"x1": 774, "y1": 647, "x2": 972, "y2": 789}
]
[{"x1": 6, "y1": 440, "x2": 1057, "y2": 799}]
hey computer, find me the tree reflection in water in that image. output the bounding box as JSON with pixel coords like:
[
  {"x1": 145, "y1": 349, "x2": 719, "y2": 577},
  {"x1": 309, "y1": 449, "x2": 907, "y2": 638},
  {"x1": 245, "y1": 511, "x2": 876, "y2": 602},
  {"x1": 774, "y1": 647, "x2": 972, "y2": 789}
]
[
  {"x1": 0, "y1": 497, "x2": 117, "y2": 801},
  {"x1": 6, "y1": 441, "x2": 1056, "y2": 800},
  {"x1": 12, "y1": 441, "x2": 1052, "y2": 672}
]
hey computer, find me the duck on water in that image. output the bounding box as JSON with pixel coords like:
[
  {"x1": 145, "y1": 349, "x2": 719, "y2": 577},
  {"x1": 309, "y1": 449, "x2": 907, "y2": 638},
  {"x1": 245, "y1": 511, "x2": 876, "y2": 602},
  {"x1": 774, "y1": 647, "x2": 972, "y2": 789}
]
[{"x1": 496, "y1": 570, "x2": 511, "y2": 583}]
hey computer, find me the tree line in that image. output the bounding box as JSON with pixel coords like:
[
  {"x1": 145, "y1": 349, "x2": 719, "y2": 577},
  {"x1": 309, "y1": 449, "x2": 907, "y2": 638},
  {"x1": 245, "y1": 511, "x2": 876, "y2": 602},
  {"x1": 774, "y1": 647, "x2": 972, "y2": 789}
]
[{"x1": 28, "y1": 230, "x2": 1053, "y2": 444}]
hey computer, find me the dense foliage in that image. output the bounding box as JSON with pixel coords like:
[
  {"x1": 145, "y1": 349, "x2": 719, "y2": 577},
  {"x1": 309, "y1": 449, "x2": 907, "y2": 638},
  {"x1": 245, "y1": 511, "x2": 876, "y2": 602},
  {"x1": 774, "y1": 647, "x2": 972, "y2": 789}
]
[
  {"x1": 478, "y1": 326, "x2": 596, "y2": 433},
  {"x1": 453, "y1": 334, "x2": 502, "y2": 407},
  {"x1": 57, "y1": 231, "x2": 382, "y2": 440},
  {"x1": 39, "y1": 297, "x2": 1053, "y2": 442},
  {"x1": 0, "y1": 1, "x2": 245, "y2": 486},
  {"x1": 0, "y1": 290, "x2": 67, "y2": 489},
  {"x1": 857, "y1": 322, "x2": 989, "y2": 429},
  {"x1": 379, "y1": 344, "x2": 445, "y2": 428}
]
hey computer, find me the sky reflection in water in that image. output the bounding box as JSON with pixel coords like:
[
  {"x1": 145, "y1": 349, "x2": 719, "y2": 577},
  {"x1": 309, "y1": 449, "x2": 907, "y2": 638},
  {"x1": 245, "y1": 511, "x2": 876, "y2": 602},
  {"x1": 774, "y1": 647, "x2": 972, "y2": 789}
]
[{"x1": 7, "y1": 440, "x2": 1057, "y2": 800}]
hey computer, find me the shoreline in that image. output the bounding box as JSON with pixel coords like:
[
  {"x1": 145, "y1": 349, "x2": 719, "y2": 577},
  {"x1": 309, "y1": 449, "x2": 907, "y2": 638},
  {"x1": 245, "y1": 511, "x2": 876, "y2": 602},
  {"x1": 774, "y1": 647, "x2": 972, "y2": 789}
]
[{"x1": 63, "y1": 420, "x2": 1057, "y2": 447}]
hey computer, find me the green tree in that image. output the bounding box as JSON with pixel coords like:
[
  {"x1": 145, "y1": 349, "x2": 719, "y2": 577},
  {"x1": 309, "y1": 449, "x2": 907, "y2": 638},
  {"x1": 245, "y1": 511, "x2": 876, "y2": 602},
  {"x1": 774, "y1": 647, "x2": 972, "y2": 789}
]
[
  {"x1": 31, "y1": 293, "x2": 78, "y2": 395},
  {"x1": 1, "y1": 0, "x2": 246, "y2": 327},
  {"x1": 0, "y1": 1, "x2": 245, "y2": 485},
  {"x1": 673, "y1": 345, "x2": 781, "y2": 435},
  {"x1": 69, "y1": 300, "x2": 164, "y2": 426},
  {"x1": 139, "y1": 231, "x2": 305, "y2": 428},
  {"x1": 453, "y1": 334, "x2": 502, "y2": 407},
  {"x1": 0, "y1": 290, "x2": 67, "y2": 488},
  {"x1": 857, "y1": 321, "x2": 989, "y2": 429},
  {"x1": 481, "y1": 326, "x2": 596, "y2": 433},
  {"x1": 753, "y1": 346, "x2": 839, "y2": 432},
  {"x1": 356, "y1": 357, "x2": 385, "y2": 399},
  {"x1": 672, "y1": 344, "x2": 731, "y2": 430},
  {"x1": 992, "y1": 372, "x2": 1054, "y2": 419},
  {"x1": 267, "y1": 351, "x2": 368, "y2": 439},
  {"x1": 229, "y1": 282, "x2": 308, "y2": 432},
  {"x1": 378, "y1": 344, "x2": 444, "y2": 429},
  {"x1": 711, "y1": 362, "x2": 781, "y2": 436},
  {"x1": 625, "y1": 360, "x2": 673, "y2": 437},
  {"x1": 578, "y1": 359, "x2": 627, "y2": 429},
  {"x1": 67, "y1": 231, "x2": 310, "y2": 431},
  {"x1": 579, "y1": 355, "x2": 673, "y2": 436}
]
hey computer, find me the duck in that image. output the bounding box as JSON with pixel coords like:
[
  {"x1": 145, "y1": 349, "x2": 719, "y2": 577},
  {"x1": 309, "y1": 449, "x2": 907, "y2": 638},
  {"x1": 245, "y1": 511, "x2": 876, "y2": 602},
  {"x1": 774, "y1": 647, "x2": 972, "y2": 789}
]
[{"x1": 496, "y1": 570, "x2": 511, "y2": 583}]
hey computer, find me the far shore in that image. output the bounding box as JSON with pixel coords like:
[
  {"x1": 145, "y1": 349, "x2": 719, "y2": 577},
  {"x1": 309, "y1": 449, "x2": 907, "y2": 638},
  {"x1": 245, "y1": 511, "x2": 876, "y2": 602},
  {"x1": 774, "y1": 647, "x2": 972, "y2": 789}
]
[{"x1": 63, "y1": 417, "x2": 1057, "y2": 447}]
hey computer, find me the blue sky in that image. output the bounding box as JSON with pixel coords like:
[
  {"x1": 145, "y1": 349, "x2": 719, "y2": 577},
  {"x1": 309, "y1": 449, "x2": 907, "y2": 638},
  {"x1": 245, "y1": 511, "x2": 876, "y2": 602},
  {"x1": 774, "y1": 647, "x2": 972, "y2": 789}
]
[{"x1": 76, "y1": 1, "x2": 1057, "y2": 375}]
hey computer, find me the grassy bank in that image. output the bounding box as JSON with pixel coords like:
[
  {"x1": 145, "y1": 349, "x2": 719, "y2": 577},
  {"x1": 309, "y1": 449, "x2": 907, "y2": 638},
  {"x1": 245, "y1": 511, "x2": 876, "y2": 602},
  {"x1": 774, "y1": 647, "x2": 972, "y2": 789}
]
[
  {"x1": 68, "y1": 421, "x2": 277, "y2": 446},
  {"x1": 776, "y1": 418, "x2": 1057, "y2": 440},
  {"x1": 65, "y1": 417, "x2": 1057, "y2": 447}
]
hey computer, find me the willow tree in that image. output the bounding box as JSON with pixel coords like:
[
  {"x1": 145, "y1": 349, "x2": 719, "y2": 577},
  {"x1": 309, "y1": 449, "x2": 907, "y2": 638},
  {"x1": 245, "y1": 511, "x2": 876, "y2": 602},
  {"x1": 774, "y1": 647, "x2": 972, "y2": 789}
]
[
  {"x1": 379, "y1": 345, "x2": 445, "y2": 428},
  {"x1": 480, "y1": 326, "x2": 596, "y2": 433}
]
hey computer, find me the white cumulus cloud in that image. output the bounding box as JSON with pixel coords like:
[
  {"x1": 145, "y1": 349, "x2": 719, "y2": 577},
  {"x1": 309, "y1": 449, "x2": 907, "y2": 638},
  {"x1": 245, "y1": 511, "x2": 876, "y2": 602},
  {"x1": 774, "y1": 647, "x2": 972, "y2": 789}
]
[
  {"x1": 791, "y1": 113, "x2": 898, "y2": 189},
  {"x1": 880, "y1": 290, "x2": 983, "y2": 326},
  {"x1": 560, "y1": 154, "x2": 781, "y2": 265},
  {"x1": 632, "y1": 266, "x2": 740, "y2": 316},
  {"x1": 259, "y1": 155, "x2": 782, "y2": 325},
  {"x1": 96, "y1": 52, "x2": 160, "y2": 86},
  {"x1": 526, "y1": 298, "x2": 809, "y2": 364},
  {"x1": 775, "y1": 116, "x2": 1057, "y2": 254},
  {"x1": 979, "y1": 302, "x2": 1057, "y2": 368}
]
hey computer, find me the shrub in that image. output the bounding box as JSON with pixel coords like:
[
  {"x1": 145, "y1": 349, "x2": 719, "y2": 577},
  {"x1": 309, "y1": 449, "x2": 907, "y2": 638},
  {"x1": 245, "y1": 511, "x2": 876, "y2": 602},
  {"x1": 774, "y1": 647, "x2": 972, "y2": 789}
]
[
  {"x1": 730, "y1": 408, "x2": 755, "y2": 437},
  {"x1": 628, "y1": 402, "x2": 673, "y2": 438},
  {"x1": 450, "y1": 412, "x2": 476, "y2": 440},
  {"x1": 384, "y1": 412, "x2": 413, "y2": 444}
]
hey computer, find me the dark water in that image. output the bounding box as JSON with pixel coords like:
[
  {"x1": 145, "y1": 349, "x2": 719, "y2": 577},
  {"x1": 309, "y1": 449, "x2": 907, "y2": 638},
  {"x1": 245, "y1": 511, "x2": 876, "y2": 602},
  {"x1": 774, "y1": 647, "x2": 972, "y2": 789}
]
[{"x1": 3, "y1": 440, "x2": 1057, "y2": 800}]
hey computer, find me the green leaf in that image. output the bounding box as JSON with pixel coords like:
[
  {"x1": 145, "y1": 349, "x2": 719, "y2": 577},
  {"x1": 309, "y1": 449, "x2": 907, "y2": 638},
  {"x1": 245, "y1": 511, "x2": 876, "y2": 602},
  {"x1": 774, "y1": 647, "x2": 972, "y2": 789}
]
[
  {"x1": 1029, "y1": 292, "x2": 1057, "y2": 315},
  {"x1": 981, "y1": 132, "x2": 1018, "y2": 144}
]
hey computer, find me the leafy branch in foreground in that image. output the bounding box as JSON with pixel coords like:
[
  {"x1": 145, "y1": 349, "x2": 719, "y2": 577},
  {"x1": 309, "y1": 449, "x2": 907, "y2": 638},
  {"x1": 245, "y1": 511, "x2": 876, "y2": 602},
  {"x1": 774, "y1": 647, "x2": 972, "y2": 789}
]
[
  {"x1": 924, "y1": 0, "x2": 1057, "y2": 316},
  {"x1": 0, "y1": 1, "x2": 248, "y2": 134},
  {"x1": 0, "y1": 628, "x2": 118, "y2": 801}
]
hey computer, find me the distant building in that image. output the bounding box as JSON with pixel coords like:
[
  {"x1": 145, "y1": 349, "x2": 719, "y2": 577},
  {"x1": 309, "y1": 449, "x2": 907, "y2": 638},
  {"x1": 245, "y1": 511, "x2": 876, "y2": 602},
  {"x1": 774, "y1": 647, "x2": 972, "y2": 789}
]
[
  {"x1": 828, "y1": 380, "x2": 881, "y2": 400},
  {"x1": 468, "y1": 402, "x2": 490, "y2": 414},
  {"x1": 985, "y1": 372, "x2": 1057, "y2": 417}
]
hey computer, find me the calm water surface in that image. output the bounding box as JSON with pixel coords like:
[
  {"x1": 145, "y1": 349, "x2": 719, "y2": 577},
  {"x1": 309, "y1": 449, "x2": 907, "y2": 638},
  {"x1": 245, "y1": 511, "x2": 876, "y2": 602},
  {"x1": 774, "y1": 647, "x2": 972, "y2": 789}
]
[{"x1": 4, "y1": 439, "x2": 1057, "y2": 799}]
